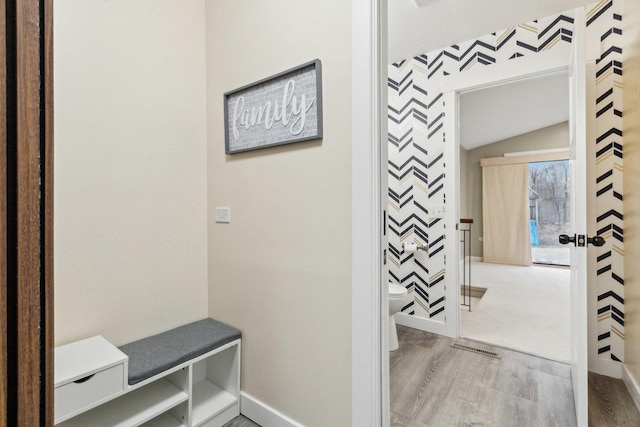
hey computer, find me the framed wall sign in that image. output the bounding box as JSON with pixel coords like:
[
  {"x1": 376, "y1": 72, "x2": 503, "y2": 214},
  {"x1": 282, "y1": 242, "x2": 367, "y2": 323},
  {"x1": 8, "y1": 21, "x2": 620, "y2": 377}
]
[{"x1": 224, "y1": 59, "x2": 323, "y2": 154}]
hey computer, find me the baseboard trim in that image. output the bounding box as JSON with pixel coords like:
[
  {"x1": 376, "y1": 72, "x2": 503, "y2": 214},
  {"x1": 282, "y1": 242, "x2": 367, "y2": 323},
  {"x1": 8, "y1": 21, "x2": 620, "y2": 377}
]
[
  {"x1": 460, "y1": 256, "x2": 482, "y2": 263},
  {"x1": 622, "y1": 364, "x2": 640, "y2": 414},
  {"x1": 395, "y1": 312, "x2": 456, "y2": 338},
  {"x1": 240, "y1": 392, "x2": 303, "y2": 427}
]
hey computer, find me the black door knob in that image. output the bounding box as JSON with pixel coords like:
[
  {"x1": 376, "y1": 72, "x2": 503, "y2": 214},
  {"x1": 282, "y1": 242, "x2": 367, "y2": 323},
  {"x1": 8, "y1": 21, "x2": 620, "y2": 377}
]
[
  {"x1": 588, "y1": 235, "x2": 605, "y2": 247},
  {"x1": 559, "y1": 234, "x2": 576, "y2": 245}
]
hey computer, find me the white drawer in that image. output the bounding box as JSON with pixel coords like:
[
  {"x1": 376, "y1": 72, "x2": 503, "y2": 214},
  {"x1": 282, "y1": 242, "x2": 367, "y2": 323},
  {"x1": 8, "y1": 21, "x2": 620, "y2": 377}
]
[{"x1": 55, "y1": 363, "x2": 125, "y2": 422}]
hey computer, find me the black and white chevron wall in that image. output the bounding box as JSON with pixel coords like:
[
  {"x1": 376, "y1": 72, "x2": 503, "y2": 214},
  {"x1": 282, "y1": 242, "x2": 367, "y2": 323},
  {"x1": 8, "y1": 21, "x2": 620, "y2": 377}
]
[
  {"x1": 585, "y1": 0, "x2": 624, "y2": 363},
  {"x1": 388, "y1": 0, "x2": 624, "y2": 361}
]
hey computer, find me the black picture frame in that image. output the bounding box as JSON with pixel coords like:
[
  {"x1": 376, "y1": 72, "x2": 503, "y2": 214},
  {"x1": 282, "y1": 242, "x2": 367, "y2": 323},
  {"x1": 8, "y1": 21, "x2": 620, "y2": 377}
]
[{"x1": 223, "y1": 59, "x2": 323, "y2": 154}]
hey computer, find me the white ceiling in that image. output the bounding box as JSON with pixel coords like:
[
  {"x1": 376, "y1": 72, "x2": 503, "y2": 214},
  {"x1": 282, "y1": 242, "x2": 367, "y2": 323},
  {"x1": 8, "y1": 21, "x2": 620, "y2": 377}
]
[
  {"x1": 388, "y1": 0, "x2": 593, "y2": 63},
  {"x1": 459, "y1": 72, "x2": 569, "y2": 150}
]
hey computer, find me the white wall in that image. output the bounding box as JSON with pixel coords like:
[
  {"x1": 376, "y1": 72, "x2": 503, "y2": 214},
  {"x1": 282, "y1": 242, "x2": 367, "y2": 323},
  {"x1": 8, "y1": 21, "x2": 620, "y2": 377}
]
[
  {"x1": 54, "y1": 0, "x2": 208, "y2": 346},
  {"x1": 206, "y1": 1, "x2": 352, "y2": 425}
]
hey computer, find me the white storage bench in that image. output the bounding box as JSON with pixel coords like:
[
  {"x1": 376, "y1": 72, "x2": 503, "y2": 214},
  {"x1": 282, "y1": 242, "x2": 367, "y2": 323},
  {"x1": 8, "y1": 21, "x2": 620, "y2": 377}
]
[{"x1": 54, "y1": 318, "x2": 241, "y2": 427}]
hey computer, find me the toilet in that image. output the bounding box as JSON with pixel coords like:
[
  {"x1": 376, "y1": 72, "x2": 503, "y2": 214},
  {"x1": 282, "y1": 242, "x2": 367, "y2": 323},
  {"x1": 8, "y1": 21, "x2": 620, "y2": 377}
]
[{"x1": 389, "y1": 282, "x2": 409, "y2": 351}]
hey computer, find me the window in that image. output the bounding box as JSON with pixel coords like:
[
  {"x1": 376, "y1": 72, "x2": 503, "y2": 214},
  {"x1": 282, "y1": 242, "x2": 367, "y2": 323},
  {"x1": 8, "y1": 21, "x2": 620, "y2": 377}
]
[{"x1": 529, "y1": 160, "x2": 570, "y2": 266}]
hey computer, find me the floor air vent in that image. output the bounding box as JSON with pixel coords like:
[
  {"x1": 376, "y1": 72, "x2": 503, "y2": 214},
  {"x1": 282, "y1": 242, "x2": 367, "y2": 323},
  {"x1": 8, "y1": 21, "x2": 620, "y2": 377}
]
[{"x1": 451, "y1": 342, "x2": 501, "y2": 359}]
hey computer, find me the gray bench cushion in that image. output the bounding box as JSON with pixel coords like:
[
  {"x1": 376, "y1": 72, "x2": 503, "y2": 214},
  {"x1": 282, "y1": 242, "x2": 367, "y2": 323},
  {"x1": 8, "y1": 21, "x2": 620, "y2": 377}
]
[{"x1": 119, "y1": 318, "x2": 241, "y2": 385}]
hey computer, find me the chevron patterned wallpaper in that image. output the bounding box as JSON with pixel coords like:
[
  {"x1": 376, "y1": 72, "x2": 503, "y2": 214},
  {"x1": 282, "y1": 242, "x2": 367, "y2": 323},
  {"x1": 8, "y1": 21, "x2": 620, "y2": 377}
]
[
  {"x1": 586, "y1": 0, "x2": 624, "y2": 362},
  {"x1": 388, "y1": 0, "x2": 624, "y2": 361}
]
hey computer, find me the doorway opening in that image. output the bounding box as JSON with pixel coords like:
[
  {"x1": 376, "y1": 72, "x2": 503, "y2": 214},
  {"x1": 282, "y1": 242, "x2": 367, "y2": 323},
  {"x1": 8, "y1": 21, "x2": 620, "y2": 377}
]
[
  {"x1": 379, "y1": 3, "x2": 596, "y2": 426},
  {"x1": 457, "y1": 73, "x2": 572, "y2": 363}
]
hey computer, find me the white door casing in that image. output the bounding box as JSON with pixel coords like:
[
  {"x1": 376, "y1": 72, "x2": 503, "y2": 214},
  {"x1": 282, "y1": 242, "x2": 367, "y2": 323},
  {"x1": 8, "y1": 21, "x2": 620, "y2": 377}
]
[
  {"x1": 353, "y1": 3, "x2": 595, "y2": 426},
  {"x1": 351, "y1": 0, "x2": 387, "y2": 425},
  {"x1": 434, "y1": 47, "x2": 572, "y2": 342}
]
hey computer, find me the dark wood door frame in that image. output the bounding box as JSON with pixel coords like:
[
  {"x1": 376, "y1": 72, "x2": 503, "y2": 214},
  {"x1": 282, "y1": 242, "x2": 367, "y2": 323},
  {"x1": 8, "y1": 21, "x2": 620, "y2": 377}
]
[
  {"x1": 2, "y1": 0, "x2": 53, "y2": 425},
  {"x1": 0, "y1": 0, "x2": 7, "y2": 423}
]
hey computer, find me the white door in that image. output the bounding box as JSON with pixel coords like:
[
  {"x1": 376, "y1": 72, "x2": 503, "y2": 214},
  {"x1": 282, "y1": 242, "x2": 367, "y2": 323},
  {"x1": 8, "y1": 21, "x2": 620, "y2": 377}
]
[{"x1": 568, "y1": 8, "x2": 588, "y2": 426}]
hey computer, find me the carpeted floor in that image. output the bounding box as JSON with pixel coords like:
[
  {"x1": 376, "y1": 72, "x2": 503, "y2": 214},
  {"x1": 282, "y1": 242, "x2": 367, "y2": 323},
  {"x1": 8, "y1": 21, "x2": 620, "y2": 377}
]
[{"x1": 460, "y1": 260, "x2": 570, "y2": 362}]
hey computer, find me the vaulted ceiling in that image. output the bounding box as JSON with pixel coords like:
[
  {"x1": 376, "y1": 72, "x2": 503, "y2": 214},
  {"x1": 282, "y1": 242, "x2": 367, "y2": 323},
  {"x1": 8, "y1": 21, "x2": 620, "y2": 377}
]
[
  {"x1": 388, "y1": 0, "x2": 593, "y2": 63},
  {"x1": 459, "y1": 72, "x2": 569, "y2": 150},
  {"x1": 388, "y1": 0, "x2": 584, "y2": 148}
]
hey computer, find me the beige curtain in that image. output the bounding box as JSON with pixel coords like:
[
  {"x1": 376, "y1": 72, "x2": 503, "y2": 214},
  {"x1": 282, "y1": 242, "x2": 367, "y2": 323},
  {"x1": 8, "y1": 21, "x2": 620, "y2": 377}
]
[{"x1": 482, "y1": 163, "x2": 531, "y2": 266}]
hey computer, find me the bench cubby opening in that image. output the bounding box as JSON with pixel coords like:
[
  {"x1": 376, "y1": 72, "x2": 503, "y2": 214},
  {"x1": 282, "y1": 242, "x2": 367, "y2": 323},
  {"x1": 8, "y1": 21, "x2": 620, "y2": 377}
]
[{"x1": 191, "y1": 343, "x2": 240, "y2": 426}]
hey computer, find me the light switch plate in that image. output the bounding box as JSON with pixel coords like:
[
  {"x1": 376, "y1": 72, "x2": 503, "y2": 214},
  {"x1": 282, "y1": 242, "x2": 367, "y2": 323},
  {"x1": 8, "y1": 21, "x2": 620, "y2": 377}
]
[{"x1": 215, "y1": 207, "x2": 231, "y2": 223}]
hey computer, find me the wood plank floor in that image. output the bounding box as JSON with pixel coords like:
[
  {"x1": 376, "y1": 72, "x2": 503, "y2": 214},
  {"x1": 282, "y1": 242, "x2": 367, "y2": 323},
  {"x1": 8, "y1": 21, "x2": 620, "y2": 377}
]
[
  {"x1": 224, "y1": 326, "x2": 640, "y2": 427},
  {"x1": 223, "y1": 415, "x2": 260, "y2": 427},
  {"x1": 391, "y1": 325, "x2": 576, "y2": 427},
  {"x1": 588, "y1": 371, "x2": 640, "y2": 427}
]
